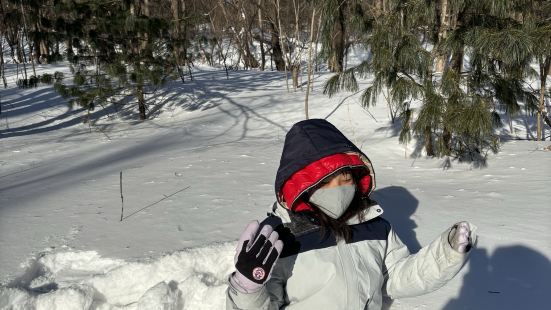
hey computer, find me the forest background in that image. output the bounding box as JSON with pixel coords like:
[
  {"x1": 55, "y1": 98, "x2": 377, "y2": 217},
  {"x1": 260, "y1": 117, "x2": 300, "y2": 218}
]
[{"x1": 1, "y1": 0, "x2": 550, "y2": 161}]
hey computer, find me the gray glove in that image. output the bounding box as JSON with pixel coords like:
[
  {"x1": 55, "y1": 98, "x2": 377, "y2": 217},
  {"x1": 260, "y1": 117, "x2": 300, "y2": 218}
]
[
  {"x1": 230, "y1": 221, "x2": 284, "y2": 293},
  {"x1": 448, "y1": 221, "x2": 474, "y2": 253}
]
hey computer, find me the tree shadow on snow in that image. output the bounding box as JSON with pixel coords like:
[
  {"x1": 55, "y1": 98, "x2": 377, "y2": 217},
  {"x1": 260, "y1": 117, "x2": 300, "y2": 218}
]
[
  {"x1": 1, "y1": 69, "x2": 286, "y2": 140},
  {"x1": 444, "y1": 245, "x2": 551, "y2": 310},
  {"x1": 373, "y1": 119, "x2": 403, "y2": 138},
  {"x1": 407, "y1": 139, "x2": 491, "y2": 169},
  {"x1": 147, "y1": 69, "x2": 284, "y2": 118},
  {"x1": 1, "y1": 88, "x2": 63, "y2": 118},
  {"x1": 0, "y1": 101, "x2": 118, "y2": 139}
]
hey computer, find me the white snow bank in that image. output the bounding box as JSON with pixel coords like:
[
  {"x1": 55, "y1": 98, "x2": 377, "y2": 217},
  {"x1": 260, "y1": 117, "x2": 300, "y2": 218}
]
[{"x1": 0, "y1": 243, "x2": 236, "y2": 309}]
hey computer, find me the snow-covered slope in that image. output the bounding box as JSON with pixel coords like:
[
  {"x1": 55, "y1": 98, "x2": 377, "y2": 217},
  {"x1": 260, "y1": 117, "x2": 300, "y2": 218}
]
[{"x1": 1, "y1": 66, "x2": 550, "y2": 309}]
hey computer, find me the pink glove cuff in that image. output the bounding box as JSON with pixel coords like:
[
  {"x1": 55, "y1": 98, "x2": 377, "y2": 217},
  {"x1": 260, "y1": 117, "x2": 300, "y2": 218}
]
[{"x1": 230, "y1": 271, "x2": 263, "y2": 294}]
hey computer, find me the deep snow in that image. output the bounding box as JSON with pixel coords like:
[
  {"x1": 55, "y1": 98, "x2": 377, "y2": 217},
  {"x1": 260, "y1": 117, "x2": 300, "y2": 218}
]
[{"x1": 1, "y1": 63, "x2": 550, "y2": 309}]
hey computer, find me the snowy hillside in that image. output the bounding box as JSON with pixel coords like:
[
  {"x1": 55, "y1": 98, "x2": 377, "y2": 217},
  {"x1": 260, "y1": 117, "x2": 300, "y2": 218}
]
[{"x1": 1, "y1": 65, "x2": 550, "y2": 309}]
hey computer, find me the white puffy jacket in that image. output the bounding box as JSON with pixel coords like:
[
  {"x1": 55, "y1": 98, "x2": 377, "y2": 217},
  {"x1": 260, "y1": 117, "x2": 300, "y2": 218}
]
[{"x1": 226, "y1": 202, "x2": 475, "y2": 310}]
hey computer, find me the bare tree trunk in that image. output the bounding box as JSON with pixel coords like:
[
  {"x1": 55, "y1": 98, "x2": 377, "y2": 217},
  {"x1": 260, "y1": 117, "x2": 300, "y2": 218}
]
[
  {"x1": 328, "y1": 3, "x2": 345, "y2": 73},
  {"x1": 171, "y1": 0, "x2": 183, "y2": 81},
  {"x1": 305, "y1": 8, "x2": 317, "y2": 120},
  {"x1": 181, "y1": 0, "x2": 190, "y2": 76},
  {"x1": 141, "y1": 0, "x2": 152, "y2": 57},
  {"x1": 291, "y1": 65, "x2": 299, "y2": 89},
  {"x1": 137, "y1": 83, "x2": 146, "y2": 120},
  {"x1": 443, "y1": 127, "x2": 452, "y2": 155},
  {"x1": 8, "y1": 41, "x2": 15, "y2": 62},
  {"x1": 314, "y1": 13, "x2": 322, "y2": 72},
  {"x1": 39, "y1": 38, "x2": 49, "y2": 63},
  {"x1": 258, "y1": 0, "x2": 266, "y2": 70},
  {"x1": 66, "y1": 38, "x2": 74, "y2": 59},
  {"x1": 19, "y1": 32, "x2": 28, "y2": 81},
  {"x1": 275, "y1": 0, "x2": 290, "y2": 92},
  {"x1": 132, "y1": 1, "x2": 148, "y2": 120},
  {"x1": 424, "y1": 126, "x2": 435, "y2": 156},
  {"x1": 208, "y1": 13, "x2": 230, "y2": 78},
  {"x1": 19, "y1": 0, "x2": 36, "y2": 77},
  {"x1": 0, "y1": 36, "x2": 7, "y2": 88},
  {"x1": 198, "y1": 40, "x2": 211, "y2": 65},
  {"x1": 6, "y1": 30, "x2": 21, "y2": 63},
  {"x1": 435, "y1": 0, "x2": 449, "y2": 73},
  {"x1": 219, "y1": 0, "x2": 253, "y2": 70},
  {"x1": 269, "y1": 21, "x2": 285, "y2": 70},
  {"x1": 243, "y1": 31, "x2": 259, "y2": 69},
  {"x1": 16, "y1": 35, "x2": 23, "y2": 63},
  {"x1": 382, "y1": 88, "x2": 396, "y2": 122},
  {"x1": 292, "y1": 0, "x2": 301, "y2": 90},
  {"x1": 33, "y1": 31, "x2": 41, "y2": 63},
  {"x1": 537, "y1": 57, "x2": 550, "y2": 140},
  {"x1": 240, "y1": 2, "x2": 259, "y2": 69},
  {"x1": 36, "y1": 6, "x2": 49, "y2": 63},
  {"x1": 450, "y1": 45, "x2": 463, "y2": 74},
  {"x1": 537, "y1": 82, "x2": 544, "y2": 141}
]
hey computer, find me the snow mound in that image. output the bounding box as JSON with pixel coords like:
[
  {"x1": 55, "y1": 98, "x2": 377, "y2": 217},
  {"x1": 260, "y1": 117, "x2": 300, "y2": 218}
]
[{"x1": 0, "y1": 243, "x2": 236, "y2": 309}]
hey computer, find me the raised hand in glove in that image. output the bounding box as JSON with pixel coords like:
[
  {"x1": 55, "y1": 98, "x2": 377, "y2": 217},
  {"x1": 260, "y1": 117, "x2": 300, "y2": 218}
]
[
  {"x1": 448, "y1": 221, "x2": 475, "y2": 253},
  {"x1": 230, "y1": 221, "x2": 284, "y2": 293}
]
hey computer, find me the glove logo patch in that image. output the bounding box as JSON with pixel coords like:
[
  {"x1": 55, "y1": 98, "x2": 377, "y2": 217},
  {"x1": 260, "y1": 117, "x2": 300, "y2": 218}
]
[{"x1": 252, "y1": 267, "x2": 266, "y2": 281}]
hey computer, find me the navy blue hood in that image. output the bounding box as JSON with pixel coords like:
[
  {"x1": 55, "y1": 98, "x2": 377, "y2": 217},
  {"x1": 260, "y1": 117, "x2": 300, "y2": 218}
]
[{"x1": 274, "y1": 119, "x2": 370, "y2": 197}]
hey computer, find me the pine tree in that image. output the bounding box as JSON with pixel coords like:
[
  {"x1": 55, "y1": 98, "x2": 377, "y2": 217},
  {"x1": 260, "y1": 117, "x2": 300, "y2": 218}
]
[
  {"x1": 54, "y1": 0, "x2": 171, "y2": 120},
  {"x1": 320, "y1": 0, "x2": 370, "y2": 73},
  {"x1": 324, "y1": 0, "x2": 550, "y2": 162}
]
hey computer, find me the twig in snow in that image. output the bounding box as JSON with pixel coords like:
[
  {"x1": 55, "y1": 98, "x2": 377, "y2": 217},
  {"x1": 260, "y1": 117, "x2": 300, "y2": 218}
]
[
  {"x1": 121, "y1": 185, "x2": 191, "y2": 221},
  {"x1": 120, "y1": 171, "x2": 124, "y2": 221},
  {"x1": 92, "y1": 123, "x2": 112, "y2": 141},
  {"x1": 323, "y1": 90, "x2": 369, "y2": 120}
]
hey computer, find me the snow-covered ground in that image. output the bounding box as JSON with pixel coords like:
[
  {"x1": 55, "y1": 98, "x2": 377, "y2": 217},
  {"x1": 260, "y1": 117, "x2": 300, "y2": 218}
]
[{"x1": 0, "y1": 64, "x2": 550, "y2": 309}]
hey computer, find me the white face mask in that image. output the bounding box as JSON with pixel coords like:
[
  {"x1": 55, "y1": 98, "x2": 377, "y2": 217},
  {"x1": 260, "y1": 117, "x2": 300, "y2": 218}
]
[{"x1": 309, "y1": 184, "x2": 356, "y2": 219}]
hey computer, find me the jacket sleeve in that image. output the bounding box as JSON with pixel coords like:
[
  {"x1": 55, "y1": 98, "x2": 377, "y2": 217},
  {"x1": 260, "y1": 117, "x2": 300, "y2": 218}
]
[
  {"x1": 226, "y1": 260, "x2": 288, "y2": 310},
  {"x1": 382, "y1": 224, "x2": 476, "y2": 299},
  {"x1": 226, "y1": 279, "x2": 273, "y2": 310}
]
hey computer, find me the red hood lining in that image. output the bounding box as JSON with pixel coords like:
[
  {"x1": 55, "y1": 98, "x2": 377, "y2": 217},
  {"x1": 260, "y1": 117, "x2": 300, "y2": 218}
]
[{"x1": 278, "y1": 153, "x2": 373, "y2": 212}]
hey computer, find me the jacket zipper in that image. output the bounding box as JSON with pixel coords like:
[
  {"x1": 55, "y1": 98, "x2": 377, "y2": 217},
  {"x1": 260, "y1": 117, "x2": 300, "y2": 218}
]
[
  {"x1": 335, "y1": 240, "x2": 350, "y2": 307},
  {"x1": 341, "y1": 241, "x2": 362, "y2": 309}
]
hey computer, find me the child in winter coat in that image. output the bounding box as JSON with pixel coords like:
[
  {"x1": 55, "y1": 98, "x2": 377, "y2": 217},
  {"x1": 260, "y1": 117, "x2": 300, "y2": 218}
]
[{"x1": 226, "y1": 119, "x2": 476, "y2": 310}]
